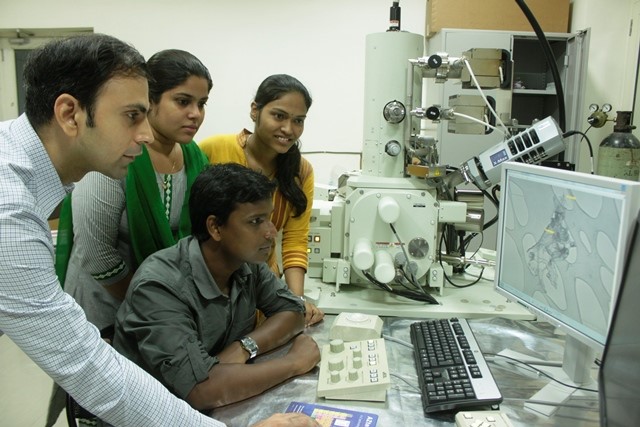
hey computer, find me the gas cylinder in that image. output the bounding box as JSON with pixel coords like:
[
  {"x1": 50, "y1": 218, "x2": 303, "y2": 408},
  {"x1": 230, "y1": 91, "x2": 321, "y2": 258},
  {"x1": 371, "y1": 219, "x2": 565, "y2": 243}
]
[{"x1": 596, "y1": 111, "x2": 640, "y2": 181}]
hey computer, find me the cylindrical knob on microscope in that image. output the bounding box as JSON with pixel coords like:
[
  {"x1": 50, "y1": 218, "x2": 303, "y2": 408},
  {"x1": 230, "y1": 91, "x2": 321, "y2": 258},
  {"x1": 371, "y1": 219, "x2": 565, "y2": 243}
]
[
  {"x1": 330, "y1": 371, "x2": 341, "y2": 383},
  {"x1": 352, "y1": 357, "x2": 363, "y2": 369},
  {"x1": 329, "y1": 339, "x2": 344, "y2": 354},
  {"x1": 353, "y1": 238, "x2": 374, "y2": 270},
  {"x1": 348, "y1": 369, "x2": 359, "y2": 381},
  {"x1": 377, "y1": 196, "x2": 400, "y2": 224},
  {"x1": 352, "y1": 346, "x2": 362, "y2": 358},
  {"x1": 385, "y1": 140, "x2": 402, "y2": 156},
  {"x1": 374, "y1": 250, "x2": 396, "y2": 283},
  {"x1": 328, "y1": 357, "x2": 344, "y2": 372}
]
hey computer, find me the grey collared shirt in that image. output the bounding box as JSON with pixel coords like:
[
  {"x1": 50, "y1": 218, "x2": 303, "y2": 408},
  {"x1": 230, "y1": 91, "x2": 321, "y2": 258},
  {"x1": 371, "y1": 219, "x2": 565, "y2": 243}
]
[{"x1": 114, "y1": 236, "x2": 304, "y2": 399}]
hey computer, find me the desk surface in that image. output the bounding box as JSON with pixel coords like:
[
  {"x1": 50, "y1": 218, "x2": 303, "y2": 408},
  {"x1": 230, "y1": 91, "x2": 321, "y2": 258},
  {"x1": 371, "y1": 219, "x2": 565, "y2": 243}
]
[{"x1": 210, "y1": 316, "x2": 600, "y2": 427}]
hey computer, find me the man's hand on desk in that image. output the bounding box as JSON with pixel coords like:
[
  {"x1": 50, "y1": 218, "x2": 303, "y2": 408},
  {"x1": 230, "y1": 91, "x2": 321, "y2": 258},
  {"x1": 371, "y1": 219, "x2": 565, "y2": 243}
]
[{"x1": 250, "y1": 413, "x2": 320, "y2": 427}]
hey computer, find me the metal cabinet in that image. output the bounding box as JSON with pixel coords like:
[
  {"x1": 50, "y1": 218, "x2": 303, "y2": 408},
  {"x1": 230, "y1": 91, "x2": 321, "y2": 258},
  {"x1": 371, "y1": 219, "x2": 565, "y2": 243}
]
[{"x1": 424, "y1": 28, "x2": 590, "y2": 248}]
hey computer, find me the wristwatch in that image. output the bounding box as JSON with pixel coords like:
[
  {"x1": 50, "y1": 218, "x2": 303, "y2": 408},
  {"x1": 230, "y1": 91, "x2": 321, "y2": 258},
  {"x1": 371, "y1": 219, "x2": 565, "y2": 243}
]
[{"x1": 238, "y1": 336, "x2": 259, "y2": 359}]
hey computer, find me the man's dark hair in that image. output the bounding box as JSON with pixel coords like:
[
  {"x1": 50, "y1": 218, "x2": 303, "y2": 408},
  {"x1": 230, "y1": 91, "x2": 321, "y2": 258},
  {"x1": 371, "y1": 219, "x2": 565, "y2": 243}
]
[
  {"x1": 23, "y1": 33, "x2": 148, "y2": 130},
  {"x1": 190, "y1": 163, "x2": 277, "y2": 242}
]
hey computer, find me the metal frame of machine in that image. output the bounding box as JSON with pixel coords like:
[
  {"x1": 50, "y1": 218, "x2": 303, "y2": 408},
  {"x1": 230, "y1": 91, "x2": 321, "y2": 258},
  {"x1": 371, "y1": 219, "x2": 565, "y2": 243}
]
[{"x1": 306, "y1": 27, "x2": 567, "y2": 316}]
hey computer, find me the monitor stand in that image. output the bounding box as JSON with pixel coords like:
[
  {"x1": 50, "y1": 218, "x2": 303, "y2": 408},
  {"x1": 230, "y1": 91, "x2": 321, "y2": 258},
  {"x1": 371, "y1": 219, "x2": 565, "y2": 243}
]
[
  {"x1": 497, "y1": 335, "x2": 597, "y2": 417},
  {"x1": 305, "y1": 276, "x2": 535, "y2": 320}
]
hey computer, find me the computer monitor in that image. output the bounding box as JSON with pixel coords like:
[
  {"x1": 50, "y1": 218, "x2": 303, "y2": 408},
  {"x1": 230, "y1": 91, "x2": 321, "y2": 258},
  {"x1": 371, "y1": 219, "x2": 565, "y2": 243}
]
[
  {"x1": 599, "y1": 211, "x2": 640, "y2": 427},
  {"x1": 494, "y1": 162, "x2": 640, "y2": 416}
]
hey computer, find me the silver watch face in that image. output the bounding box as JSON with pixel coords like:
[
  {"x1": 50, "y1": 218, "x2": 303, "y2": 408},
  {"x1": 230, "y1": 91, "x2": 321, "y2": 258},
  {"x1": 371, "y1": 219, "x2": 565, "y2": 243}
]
[{"x1": 240, "y1": 336, "x2": 258, "y2": 358}]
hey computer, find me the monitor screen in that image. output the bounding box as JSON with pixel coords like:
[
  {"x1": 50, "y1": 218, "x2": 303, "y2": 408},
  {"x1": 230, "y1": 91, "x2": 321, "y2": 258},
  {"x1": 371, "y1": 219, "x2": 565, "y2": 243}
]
[
  {"x1": 599, "y1": 212, "x2": 640, "y2": 427},
  {"x1": 495, "y1": 162, "x2": 640, "y2": 352}
]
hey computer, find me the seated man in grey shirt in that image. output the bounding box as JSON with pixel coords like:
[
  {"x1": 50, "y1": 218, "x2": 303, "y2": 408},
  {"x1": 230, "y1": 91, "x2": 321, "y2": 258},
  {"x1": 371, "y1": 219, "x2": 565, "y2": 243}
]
[{"x1": 113, "y1": 163, "x2": 320, "y2": 411}]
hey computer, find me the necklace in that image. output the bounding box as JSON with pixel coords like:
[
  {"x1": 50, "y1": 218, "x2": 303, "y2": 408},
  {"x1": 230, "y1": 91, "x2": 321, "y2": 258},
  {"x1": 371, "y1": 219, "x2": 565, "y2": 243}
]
[
  {"x1": 149, "y1": 142, "x2": 181, "y2": 176},
  {"x1": 162, "y1": 174, "x2": 173, "y2": 219},
  {"x1": 159, "y1": 145, "x2": 180, "y2": 191},
  {"x1": 168, "y1": 144, "x2": 179, "y2": 173},
  {"x1": 150, "y1": 144, "x2": 178, "y2": 219},
  {"x1": 162, "y1": 173, "x2": 173, "y2": 190}
]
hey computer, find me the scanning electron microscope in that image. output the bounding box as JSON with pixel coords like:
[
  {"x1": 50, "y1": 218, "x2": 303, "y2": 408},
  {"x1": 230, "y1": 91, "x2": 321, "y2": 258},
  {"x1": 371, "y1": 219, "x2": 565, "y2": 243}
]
[{"x1": 306, "y1": 31, "x2": 567, "y2": 318}]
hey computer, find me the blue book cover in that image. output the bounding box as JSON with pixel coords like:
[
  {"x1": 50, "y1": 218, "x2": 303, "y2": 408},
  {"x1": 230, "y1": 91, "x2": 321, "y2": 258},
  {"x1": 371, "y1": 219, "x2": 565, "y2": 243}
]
[{"x1": 285, "y1": 401, "x2": 378, "y2": 427}]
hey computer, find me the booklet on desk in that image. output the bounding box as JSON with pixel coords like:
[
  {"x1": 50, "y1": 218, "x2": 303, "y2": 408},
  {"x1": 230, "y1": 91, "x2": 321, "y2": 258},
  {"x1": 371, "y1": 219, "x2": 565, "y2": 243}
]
[{"x1": 285, "y1": 401, "x2": 378, "y2": 427}]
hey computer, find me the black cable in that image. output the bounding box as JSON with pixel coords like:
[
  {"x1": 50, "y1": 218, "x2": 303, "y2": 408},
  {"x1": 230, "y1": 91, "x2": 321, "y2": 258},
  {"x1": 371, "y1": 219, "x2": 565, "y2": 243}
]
[
  {"x1": 389, "y1": 223, "x2": 416, "y2": 283},
  {"x1": 462, "y1": 233, "x2": 484, "y2": 262},
  {"x1": 397, "y1": 265, "x2": 430, "y2": 297},
  {"x1": 461, "y1": 232, "x2": 478, "y2": 249},
  {"x1": 515, "y1": 0, "x2": 566, "y2": 133},
  {"x1": 438, "y1": 227, "x2": 486, "y2": 288},
  {"x1": 388, "y1": 223, "x2": 436, "y2": 301},
  {"x1": 469, "y1": 183, "x2": 499, "y2": 231},
  {"x1": 395, "y1": 268, "x2": 436, "y2": 302},
  {"x1": 362, "y1": 270, "x2": 393, "y2": 292},
  {"x1": 445, "y1": 265, "x2": 485, "y2": 288},
  {"x1": 491, "y1": 184, "x2": 500, "y2": 206},
  {"x1": 481, "y1": 192, "x2": 499, "y2": 231},
  {"x1": 486, "y1": 352, "x2": 599, "y2": 393},
  {"x1": 362, "y1": 270, "x2": 439, "y2": 304},
  {"x1": 440, "y1": 223, "x2": 451, "y2": 254},
  {"x1": 396, "y1": 271, "x2": 420, "y2": 293},
  {"x1": 563, "y1": 129, "x2": 594, "y2": 160}
]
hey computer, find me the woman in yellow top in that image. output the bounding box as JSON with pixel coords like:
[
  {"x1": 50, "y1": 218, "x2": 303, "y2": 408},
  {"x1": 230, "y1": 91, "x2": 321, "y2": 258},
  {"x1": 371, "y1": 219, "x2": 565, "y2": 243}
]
[{"x1": 199, "y1": 74, "x2": 324, "y2": 326}]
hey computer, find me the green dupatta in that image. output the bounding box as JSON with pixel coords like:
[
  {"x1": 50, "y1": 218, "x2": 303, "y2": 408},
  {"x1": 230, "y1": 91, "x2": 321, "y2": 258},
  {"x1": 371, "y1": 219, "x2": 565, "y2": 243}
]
[
  {"x1": 126, "y1": 142, "x2": 208, "y2": 268},
  {"x1": 54, "y1": 195, "x2": 73, "y2": 287},
  {"x1": 54, "y1": 141, "x2": 209, "y2": 286}
]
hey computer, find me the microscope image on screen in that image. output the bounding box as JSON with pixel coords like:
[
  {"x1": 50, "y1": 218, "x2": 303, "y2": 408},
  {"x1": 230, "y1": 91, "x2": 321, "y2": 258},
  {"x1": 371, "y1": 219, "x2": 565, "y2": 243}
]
[
  {"x1": 526, "y1": 200, "x2": 578, "y2": 299},
  {"x1": 501, "y1": 175, "x2": 622, "y2": 344}
]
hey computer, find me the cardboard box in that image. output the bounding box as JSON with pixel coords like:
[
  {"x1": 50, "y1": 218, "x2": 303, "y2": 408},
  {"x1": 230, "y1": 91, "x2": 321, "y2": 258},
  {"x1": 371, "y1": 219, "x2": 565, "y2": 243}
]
[{"x1": 426, "y1": 0, "x2": 570, "y2": 38}]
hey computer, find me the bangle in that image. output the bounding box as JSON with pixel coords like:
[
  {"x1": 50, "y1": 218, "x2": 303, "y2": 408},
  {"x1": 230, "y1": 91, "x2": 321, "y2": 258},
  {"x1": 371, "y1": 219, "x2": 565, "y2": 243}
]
[{"x1": 298, "y1": 296, "x2": 306, "y2": 302}]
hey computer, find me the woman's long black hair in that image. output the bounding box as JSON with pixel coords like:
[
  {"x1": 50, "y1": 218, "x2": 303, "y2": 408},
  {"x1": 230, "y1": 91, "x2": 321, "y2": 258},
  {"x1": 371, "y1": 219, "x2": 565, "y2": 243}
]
[{"x1": 254, "y1": 74, "x2": 312, "y2": 217}]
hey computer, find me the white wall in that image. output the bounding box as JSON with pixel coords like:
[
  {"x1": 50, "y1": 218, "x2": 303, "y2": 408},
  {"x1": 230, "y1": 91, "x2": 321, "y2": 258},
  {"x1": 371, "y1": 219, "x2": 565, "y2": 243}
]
[
  {"x1": 0, "y1": 0, "x2": 426, "y2": 185},
  {"x1": 1, "y1": 0, "x2": 638, "y2": 180}
]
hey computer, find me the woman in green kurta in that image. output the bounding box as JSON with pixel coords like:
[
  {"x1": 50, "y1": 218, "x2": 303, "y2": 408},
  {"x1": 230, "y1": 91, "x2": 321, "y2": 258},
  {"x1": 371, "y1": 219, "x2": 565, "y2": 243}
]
[{"x1": 46, "y1": 49, "x2": 212, "y2": 427}]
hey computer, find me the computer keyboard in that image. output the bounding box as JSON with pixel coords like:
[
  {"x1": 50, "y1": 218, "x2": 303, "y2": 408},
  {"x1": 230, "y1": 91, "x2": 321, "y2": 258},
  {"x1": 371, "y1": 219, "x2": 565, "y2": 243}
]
[
  {"x1": 316, "y1": 337, "x2": 391, "y2": 402},
  {"x1": 410, "y1": 318, "x2": 502, "y2": 413}
]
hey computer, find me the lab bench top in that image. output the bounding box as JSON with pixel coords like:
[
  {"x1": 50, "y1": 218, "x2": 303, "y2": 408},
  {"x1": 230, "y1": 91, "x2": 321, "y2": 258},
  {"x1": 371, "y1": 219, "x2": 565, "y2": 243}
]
[{"x1": 209, "y1": 315, "x2": 600, "y2": 427}]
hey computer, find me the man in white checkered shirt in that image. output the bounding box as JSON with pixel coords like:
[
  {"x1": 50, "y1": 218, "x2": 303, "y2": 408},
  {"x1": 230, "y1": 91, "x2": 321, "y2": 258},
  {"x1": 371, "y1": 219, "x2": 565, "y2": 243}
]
[{"x1": 0, "y1": 34, "x2": 318, "y2": 427}]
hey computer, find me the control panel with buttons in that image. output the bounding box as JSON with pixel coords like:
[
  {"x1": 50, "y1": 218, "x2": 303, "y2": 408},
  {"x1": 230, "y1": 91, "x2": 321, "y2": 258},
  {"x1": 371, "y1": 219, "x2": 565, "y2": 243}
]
[{"x1": 316, "y1": 337, "x2": 390, "y2": 402}]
